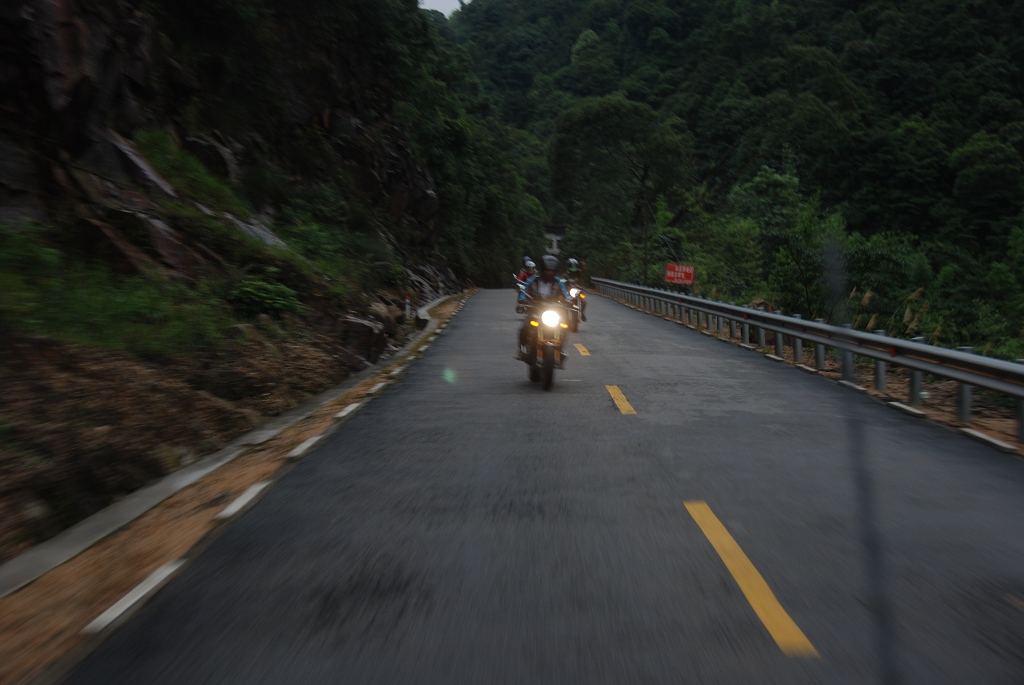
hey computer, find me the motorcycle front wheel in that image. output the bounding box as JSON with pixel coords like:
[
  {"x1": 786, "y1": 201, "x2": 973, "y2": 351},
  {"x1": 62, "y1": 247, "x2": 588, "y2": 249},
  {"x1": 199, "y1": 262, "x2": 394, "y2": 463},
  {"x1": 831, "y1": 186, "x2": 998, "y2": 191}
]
[{"x1": 541, "y1": 345, "x2": 555, "y2": 390}]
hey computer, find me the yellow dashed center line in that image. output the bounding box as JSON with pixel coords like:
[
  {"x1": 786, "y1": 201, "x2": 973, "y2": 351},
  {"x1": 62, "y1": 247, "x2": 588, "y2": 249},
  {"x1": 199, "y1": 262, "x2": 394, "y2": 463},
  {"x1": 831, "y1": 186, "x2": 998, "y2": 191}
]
[
  {"x1": 605, "y1": 385, "x2": 637, "y2": 415},
  {"x1": 684, "y1": 501, "x2": 819, "y2": 658},
  {"x1": 574, "y1": 343, "x2": 591, "y2": 356}
]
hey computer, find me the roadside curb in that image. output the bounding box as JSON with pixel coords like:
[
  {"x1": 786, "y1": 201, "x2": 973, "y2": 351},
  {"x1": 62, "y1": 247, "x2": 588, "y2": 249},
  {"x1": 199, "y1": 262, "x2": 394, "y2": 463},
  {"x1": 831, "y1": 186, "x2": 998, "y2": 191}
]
[
  {"x1": 0, "y1": 292, "x2": 465, "y2": 601},
  {"x1": 24, "y1": 289, "x2": 476, "y2": 685}
]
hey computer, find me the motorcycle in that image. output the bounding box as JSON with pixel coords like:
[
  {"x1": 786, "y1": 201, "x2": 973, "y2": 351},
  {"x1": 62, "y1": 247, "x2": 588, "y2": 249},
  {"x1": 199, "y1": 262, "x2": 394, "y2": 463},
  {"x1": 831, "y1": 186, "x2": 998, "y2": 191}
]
[
  {"x1": 519, "y1": 298, "x2": 570, "y2": 390},
  {"x1": 513, "y1": 273, "x2": 529, "y2": 313},
  {"x1": 567, "y1": 285, "x2": 586, "y2": 331}
]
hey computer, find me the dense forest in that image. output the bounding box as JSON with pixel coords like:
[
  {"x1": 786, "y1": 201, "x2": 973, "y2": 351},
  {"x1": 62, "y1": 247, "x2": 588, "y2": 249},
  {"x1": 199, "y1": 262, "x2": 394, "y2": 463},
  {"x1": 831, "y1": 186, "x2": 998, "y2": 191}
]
[{"x1": 450, "y1": 0, "x2": 1024, "y2": 356}]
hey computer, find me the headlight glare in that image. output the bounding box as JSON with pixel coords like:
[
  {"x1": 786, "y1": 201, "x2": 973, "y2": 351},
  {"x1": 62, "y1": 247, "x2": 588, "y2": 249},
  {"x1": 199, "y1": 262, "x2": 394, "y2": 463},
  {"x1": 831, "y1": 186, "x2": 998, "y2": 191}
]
[{"x1": 541, "y1": 310, "x2": 560, "y2": 327}]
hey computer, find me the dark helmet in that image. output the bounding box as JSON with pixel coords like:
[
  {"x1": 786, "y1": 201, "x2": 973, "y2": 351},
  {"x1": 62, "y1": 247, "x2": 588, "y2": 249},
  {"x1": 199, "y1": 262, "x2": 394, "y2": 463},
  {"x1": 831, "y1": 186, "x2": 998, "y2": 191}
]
[
  {"x1": 541, "y1": 254, "x2": 559, "y2": 272},
  {"x1": 566, "y1": 258, "x2": 580, "y2": 272}
]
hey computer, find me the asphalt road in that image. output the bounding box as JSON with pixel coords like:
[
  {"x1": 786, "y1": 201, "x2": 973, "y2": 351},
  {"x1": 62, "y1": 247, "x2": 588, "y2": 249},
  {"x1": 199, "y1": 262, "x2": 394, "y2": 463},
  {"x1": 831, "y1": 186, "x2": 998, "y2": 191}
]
[{"x1": 68, "y1": 290, "x2": 1024, "y2": 684}]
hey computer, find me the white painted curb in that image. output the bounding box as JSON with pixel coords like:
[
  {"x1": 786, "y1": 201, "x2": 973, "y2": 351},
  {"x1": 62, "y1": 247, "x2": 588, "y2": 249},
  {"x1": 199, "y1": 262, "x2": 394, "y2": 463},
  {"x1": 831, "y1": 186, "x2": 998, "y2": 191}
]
[
  {"x1": 82, "y1": 560, "x2": 185, "y2": 634},
  {"x1": 287, "y1": 435, "x2": 323, "y2": 459},
  {"x1": 961, "y1": 428, "x2": 1019, "y2": 454},
  {"x1": 215, "y1": 482, "x2": 270, "y2": 521},
  {"x1": 888, "y1": 401, "x2": 925, "y2": 417},
  {"x1": 335, "y1": 403, "x2": 361, "y2": 419}
]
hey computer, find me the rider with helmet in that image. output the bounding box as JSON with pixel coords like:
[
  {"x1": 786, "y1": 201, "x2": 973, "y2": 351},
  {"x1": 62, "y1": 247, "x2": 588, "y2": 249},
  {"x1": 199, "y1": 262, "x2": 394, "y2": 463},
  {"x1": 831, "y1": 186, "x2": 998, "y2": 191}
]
[
  {"x1": 516, "y1": 257, "x2": 536, "y2": 284},
  {"x1": 518, "y1": 255, "x2": 571, "y2": 356},
  {"x1": 564, "y1": 257, "x2": 587, "y2": 322}
]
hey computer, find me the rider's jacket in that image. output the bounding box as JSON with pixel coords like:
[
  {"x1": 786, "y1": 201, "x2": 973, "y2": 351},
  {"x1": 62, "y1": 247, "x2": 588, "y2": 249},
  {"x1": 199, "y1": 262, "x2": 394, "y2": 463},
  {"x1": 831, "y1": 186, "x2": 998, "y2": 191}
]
[{"x1": 522, "y1": 274, "x2": 570, "y2": 303}]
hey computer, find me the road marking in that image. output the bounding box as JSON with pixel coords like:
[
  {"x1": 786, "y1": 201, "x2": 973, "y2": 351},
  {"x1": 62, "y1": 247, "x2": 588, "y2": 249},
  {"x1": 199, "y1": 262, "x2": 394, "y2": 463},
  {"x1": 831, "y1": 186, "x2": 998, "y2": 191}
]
[
  {"x1": 574, "y1": 343, "x2": 591, "y2": 356},
  {"x1": 369, "y1": 382, "x2": 386, "y2": 394},
  {"x1": 82, "y1": 560, "x2": 185, "y2": 634},
  {"x1": 684, "y1": 501, "x2": 818, "y2": 658},
  {"x1": 215, "y1": 481, "x2": 270, "y2": 520},
  {"x1": 287, "y1": 435, "x2": 323, "y2": 459},
  {"x1": 605, "y1": 385, "x2": 637, "y2": 415},
  {"x1": 336, "y1": 403, "x2": 361, "y2": 418}
]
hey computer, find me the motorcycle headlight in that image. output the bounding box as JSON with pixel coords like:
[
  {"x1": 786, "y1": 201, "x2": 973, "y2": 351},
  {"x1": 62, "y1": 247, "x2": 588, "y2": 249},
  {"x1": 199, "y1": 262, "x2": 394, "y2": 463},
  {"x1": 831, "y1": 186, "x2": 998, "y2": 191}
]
[
  {"x1": 569, "y1": 288, "x2": 580, "y2": 297},
  {"x1": 541, "y1": 310, "x2": 560, "y2": 327}
]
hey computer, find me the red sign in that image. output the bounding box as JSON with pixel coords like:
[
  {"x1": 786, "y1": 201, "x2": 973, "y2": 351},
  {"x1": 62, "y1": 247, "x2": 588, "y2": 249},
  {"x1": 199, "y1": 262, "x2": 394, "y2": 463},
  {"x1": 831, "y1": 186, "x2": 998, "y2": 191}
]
[{"x1": 664, "y1": 263, "x2": 695, "y2": 285}]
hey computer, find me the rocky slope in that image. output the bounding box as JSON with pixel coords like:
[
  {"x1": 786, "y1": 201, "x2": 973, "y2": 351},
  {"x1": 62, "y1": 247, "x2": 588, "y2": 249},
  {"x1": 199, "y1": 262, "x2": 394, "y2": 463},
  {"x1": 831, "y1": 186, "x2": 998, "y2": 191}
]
[{"x1": 0, "y1": 0, "x2": 463, "y2": 562}]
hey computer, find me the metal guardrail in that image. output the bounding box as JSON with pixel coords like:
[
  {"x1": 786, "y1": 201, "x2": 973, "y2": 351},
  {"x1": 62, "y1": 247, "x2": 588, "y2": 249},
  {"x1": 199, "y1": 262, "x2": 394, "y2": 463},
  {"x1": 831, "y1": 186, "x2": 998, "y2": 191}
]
[{"x1": 592, "y1": 277, "x2": 1024, "y2": 440}]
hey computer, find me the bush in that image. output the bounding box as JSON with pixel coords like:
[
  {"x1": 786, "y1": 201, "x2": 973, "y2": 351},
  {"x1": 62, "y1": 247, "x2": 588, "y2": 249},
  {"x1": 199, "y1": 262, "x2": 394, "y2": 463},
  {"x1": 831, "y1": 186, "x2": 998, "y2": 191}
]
[
  {"x1": 0, "y1": 222, "x2": 235, "y2": 357},
  {"x1": 228, "y1": 277, "x2": 303, "y2": 318},
  {"x1": 134, "y1": 129, "x2": 250, "y2": 216}
]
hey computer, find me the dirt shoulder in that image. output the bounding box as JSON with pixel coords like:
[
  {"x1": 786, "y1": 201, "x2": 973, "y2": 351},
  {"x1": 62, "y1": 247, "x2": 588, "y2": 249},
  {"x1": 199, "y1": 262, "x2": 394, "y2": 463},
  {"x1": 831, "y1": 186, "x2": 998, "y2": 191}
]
[{"x1": 0, "y1": 293, "x2": 469, "y2": 685}]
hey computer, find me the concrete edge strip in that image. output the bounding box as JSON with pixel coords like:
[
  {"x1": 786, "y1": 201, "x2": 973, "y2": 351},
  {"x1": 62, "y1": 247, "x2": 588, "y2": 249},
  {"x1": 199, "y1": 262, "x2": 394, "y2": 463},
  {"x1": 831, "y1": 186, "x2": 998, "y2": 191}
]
[
  {"x1": 389, "y1": 366, "x2": 406, "y2": 377},
  {"x1": 796, "y1": 364, "x2": 818, "y2": 374},
  {"x1": 335, "y1": 403, "x2": 361, "y2": 419},
  {"x1": 839, "y1": 380, "x2": 868, "y2": 393},
  {"x1": 288, "y1": 435, "x2": 323, "y2": 460},
  {"x1": 960, "y1": 428, "x2": 1020, "y2": 454},
  {"x1": 888, "y1": 401, "x2": 926, "y2": 418},
  {"x1": 214, "y1": 482, "x2": 271, "y2": 521},
  {"x1": 81, "y1": 560, "x2": 185, "y2": 634},
  {"x1": 764, "y1": 354, "x2": 784, "y2": 362},
  {"x1": 369, "y1": 381, "x2": 387, "y2": 394},
  {"x1": 0, "y1": 291, "x2": 469, "y2": 600}
]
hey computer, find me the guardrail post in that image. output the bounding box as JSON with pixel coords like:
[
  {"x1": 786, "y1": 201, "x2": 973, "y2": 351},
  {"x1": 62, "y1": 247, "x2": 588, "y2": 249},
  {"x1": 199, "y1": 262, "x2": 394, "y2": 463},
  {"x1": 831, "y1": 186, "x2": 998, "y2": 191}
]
[
  {"x1": 756, "y1": 308, "x2": 766, "y2": 347},
  {"x1": 792, "y1": 314, "x2": 803, "y2": 363},
  {"x1": 840, "y1": 324, "x2": 854, "y2": 381},
  {"x1": 729, "y1": 306, "x2": 738, "y2": 338},
  {"x1": 773, "y1": 309, "x2": 784, "y2": 356},
  {"x1": 909, "y1": 336, "x2": 925, "y2": 405},
  {"x1": 741, "y1": 306, "x2": 750, "y2": 344},
  {"x1": 873, "y1": 329, "x2": 887, "y2": 391},
  {"x1": 1018, "y1": 359, "x2": 1024, "y2": 442},
  {"x1": 718, "y1": 304, "x2": 725, "y2": 335},
  {"x1": 814, "y1": 318, "x2": 826, "y2": 369},
  {"x1": 958, "y1": 346, "x2": 974, "y2": 423}
]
